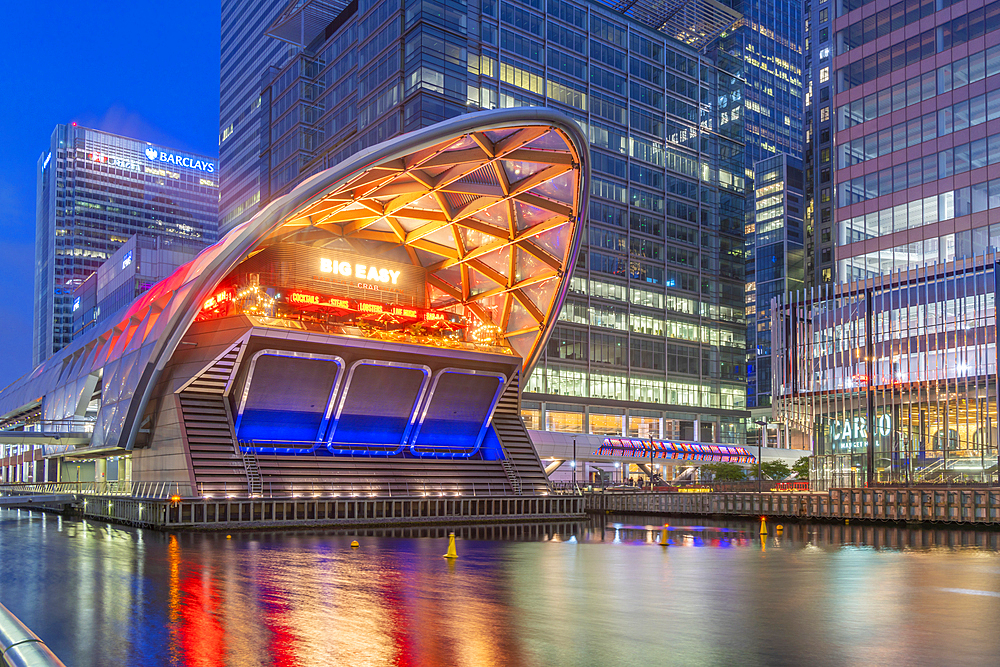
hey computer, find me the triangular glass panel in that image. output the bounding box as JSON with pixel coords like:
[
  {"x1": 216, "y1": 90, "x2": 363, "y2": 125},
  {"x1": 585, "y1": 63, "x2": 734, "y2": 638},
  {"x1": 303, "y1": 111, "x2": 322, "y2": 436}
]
[
  {"x1": 427, "y1": 283, "x2": 456, "y2": 308},
  {"x1": 507, "y1": 331, "x2": 539, "y2": 364},
  {"x1": 433, "y1": 265, "x2": 463, "y2": 292},
  {"x1": 523, "y1": 131, "x2": 570, "y2": 152},
  {"x1": 413, "y1": 248, "x2": 440, "y2": 267},
  {"x1": 459, "y1": 226, "x2": 494, "y2": 253},
  {"x1": 470, "y1": 201, "x2": 510, "y2": 231},
  {"x1": 443, "y1": 134, "x2": 478, "y2": 151},
  {"x1": 520, "y1": 278, "x2": 558, "y2": 314},
  {"x1": 394, "y1": 216, "x2": 427, "y2": 234},
  {"x1": 515, "y1": 247, "x2": 545, "y2": 282},
  {"x1": 422, "y1": 226, "x2": 457, "y2": 249},
  {"x1": 507, "y1": 299, "x2": 536, "y2": 333},
  {"x1": 531, "y1": 223, "x2": 571, "y2": 259},
  {"x1": 501, "y1": 160, "x2": 549, "y2": 185},
  {"x1": 468, "y1": 267, "x2": 499, "y2": 296},
  {"x1": 476, "y1": 246, "x2": 511, "y2": 277},
  {"x1": 530, "y1": 170, "x2": 575, "y2": 205},
  {"x1": 483, "y1": 128, "x2": 518, "y2": 144},
  {"x1": 514, "y1": 200, "x2": 554, "y2": 231},
  {"x1": 476, "y1": 293, "x2": 506, "y2": 324}
]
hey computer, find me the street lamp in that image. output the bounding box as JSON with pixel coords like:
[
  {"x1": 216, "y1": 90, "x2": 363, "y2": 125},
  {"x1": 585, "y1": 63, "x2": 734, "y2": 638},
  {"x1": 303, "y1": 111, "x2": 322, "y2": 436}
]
[{"x1": 754, "y1": 420, "x2": 768, "y2": 494}]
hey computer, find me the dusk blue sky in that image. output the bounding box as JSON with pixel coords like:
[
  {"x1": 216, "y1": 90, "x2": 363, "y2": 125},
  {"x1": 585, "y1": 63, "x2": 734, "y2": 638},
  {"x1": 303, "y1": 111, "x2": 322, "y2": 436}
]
[{"x1": 0, "y1": 2, "x2": 221, "y2": 385}]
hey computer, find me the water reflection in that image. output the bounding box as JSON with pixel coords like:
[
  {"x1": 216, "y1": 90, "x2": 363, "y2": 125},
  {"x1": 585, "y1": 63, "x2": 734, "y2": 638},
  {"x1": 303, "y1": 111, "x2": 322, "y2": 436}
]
[{"x1": 2, "y1": 509, "x2": 1000, "y2": 666}]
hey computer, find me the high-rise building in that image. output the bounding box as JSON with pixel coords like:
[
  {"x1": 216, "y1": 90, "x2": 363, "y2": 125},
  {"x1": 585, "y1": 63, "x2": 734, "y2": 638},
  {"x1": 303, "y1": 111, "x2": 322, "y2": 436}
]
[
  {"x1": 218, "y1": 0, "x2": 314, "y2": 234},
  {"x1": 807, "y1": 0, "x2": 1000, "y2": 284},
  {"x1": 70, "y1": 234, "x2": 210, "y2": 341},
  {"x1": 832, "y1": 1, "x2": 1000, "y2": 280},
  {"x1": 220, "y1": 0, "x2": 749, "y2": 443},
  {"x1": 747, "y1": 153, "x2": 803, "y2": 414},
  {"x1": 34, "y1": 125, "x2": 217, "y2": 366},
  {"x1": 802, "y1": 0, "x2": 835, "y2": 289}
]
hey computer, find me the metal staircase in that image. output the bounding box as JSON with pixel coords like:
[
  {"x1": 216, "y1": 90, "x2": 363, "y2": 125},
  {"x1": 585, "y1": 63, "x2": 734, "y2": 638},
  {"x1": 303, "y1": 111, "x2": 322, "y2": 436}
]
[
  {"x1": 177, "y1": 342, "x2": 250, "y2": 495},
  {"x1": 489, "y1": 371, "x2": 551, "y2": 494},
  {"x1": 500, "y1": 459, "x2": 522, "y2": 495},
  {"x1": 240, "y1": 444, "x2": 263, "y2": 496}
]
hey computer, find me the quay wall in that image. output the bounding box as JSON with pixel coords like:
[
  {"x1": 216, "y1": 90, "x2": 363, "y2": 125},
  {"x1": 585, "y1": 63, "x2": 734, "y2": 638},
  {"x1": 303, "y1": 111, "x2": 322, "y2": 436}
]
[
  {"x1": 586, "y1": 488, "x2": 1000, "y2": 525},
  {"x1": 73, "y1": 494, "x2": 586, "y2": 530}
]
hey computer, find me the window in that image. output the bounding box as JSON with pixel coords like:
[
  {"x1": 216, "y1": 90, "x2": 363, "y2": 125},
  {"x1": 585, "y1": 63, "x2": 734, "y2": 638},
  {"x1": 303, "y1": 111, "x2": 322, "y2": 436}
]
[
  {"x1": 819, "y1": 8, "x2": 828, "y2": 22},
  {"x1": 820, "y1": 106, "x2": 830, "y2": 122},
  {"x1": 819, "y1": 67, "x2": 830, "y2": 83}
]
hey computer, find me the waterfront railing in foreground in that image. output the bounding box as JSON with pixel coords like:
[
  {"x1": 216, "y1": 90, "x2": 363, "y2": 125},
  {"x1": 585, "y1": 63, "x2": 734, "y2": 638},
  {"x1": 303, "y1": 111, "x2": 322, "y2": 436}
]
[
  {"x1": 585, "y1": 488, "x2": 1000, "y2": 524},
  {"x1": 0, "y1": 479, "x2": 543, "y2": 500},
  {"x1": 0, "y1": 602, "x2": 65, "y2": 667}
]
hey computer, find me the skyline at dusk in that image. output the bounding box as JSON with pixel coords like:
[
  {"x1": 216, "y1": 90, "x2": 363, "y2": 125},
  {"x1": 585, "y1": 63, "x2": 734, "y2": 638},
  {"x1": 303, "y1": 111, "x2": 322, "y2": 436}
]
[{"x1": 0, "y1": 1, "x2": 220, "y2": 384}]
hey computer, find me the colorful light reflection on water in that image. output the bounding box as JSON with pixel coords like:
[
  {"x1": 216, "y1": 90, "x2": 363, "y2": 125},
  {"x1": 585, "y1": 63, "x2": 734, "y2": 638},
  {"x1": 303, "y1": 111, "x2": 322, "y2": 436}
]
[{"x1": 3, "y1": 511, "x2": 1000, "y2": 665}]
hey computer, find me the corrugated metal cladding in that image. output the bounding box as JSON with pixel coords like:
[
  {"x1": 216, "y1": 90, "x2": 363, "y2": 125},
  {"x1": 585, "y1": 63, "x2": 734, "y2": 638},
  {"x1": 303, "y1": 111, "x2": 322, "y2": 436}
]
[
  {"x1": 228, "y1": 243, "x2": 427, "y2": 306},
  {"x1": 773, "y1": 254, "x2": 1000, "y2": 490}
]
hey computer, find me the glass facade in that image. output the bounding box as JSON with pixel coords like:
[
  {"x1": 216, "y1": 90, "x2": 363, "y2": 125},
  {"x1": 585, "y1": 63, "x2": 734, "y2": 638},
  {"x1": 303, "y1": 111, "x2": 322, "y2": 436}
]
[
  {"x1": 748, "y1": 154, "x2": 804, "y2": 408},
  {"x1": 224, "y1": 0, "x2": 749, "y2": 442},
  {"x1": 773, "y1": 253, "x2": 1000, "y2": 489},
  {"x1": 219, "y1": 0, "x2": 307, "y2": 234},
  {"x1": 832, "y1": 0, "x2": 1000, "y2": 283},
  {"x1": 803, "y1": 0, "x2": 836, "y2": 290},
  {"x1": 34, "y1": 125, "x2": 217, "y2": 366}
]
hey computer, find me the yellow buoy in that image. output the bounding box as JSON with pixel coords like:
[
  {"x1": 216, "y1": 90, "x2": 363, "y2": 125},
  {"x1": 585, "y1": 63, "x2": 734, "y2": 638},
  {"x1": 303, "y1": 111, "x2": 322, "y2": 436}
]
[
  {"x1": 776, "y1": 524, "x2": 784, "y2": 532},
  {"x1": 759, "y1": 516, "x2": 767, "y2": 535},
  {"x1": 350, "y1": 540, "x2": 360, "y2": 548},
  {"x1": 443, "y1": 532, "x2": 458, "y2": 559},
  {"x1": 226, "y1": 535, "x2": 232, "y2": 539},
  {"x1": 660, "y1": 524, "x2": 669, "y2": 547},
  {"x1": 845, "y1": 519, "x2": 850, "y2": 525}
]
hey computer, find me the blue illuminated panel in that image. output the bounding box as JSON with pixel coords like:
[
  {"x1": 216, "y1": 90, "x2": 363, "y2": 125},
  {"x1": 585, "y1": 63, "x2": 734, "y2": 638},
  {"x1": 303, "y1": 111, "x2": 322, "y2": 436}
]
[
  {"x1": 408, "y1": 369, "x2": 506, "y2": 458},
  {"x1": 327, "y1": 360, "x2": 431, "y2": 456},
  {"x1": 235, "y1": 351, "x2": 343, "y2": 453}
]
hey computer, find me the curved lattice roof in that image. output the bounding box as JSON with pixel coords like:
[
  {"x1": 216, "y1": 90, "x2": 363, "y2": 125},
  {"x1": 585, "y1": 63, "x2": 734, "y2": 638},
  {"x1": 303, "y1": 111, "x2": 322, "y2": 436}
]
[{"x1": 0, "y1": 108, "x2": 589, "y2": 452}]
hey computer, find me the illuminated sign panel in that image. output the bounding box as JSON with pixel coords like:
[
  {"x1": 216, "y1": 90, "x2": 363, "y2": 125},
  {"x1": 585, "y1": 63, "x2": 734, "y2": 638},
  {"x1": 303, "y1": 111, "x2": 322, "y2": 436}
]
[
  {"x1": 319, "y1": 257, "x2": 401, "y2": 285},
  {"x1": 143, "y1": 147, "x2": 216, "y2": 173}
]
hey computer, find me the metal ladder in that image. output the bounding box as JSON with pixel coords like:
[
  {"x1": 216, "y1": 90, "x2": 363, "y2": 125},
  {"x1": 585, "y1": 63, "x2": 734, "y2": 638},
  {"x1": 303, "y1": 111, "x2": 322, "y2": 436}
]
[
  {"x1": 240, "y1": 443, "x2": 263, "y2": 496},
  {"x1": 500, "y1": 459, "x2": 522, "y2": 495}
]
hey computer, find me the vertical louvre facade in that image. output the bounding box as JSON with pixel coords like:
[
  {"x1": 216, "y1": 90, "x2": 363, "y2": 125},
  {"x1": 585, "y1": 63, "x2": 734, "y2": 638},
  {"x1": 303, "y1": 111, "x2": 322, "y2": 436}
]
[
  {"x1": 227, "y1": 0, "x2": 749, "y2": 442},
  {"x1": 773, "y1": 254, "x2": 999, "y2": 489}
]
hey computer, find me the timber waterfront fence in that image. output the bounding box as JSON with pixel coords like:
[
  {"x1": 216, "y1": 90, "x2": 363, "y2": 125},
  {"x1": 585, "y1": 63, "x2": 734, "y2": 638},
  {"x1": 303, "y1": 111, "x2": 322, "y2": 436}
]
[
  {"x1": 58, "y1": 493, "x2": 586, "y2": 529},
  {"x1": 586, "y1": 488, "x2": 1000, "y2": 524}
]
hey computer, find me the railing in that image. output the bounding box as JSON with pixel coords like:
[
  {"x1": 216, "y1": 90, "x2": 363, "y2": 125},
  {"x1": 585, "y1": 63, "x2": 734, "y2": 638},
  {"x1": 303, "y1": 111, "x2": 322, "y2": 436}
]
[
  {"x1": 0, "y1": 601, "x2": 66, "y2": 666},
  {"x1": 197, "y1": 479, "x2": 558, "y2": 499},
  {"x1": 0, "y1": 481, "x2": 188, "y2": 499}
]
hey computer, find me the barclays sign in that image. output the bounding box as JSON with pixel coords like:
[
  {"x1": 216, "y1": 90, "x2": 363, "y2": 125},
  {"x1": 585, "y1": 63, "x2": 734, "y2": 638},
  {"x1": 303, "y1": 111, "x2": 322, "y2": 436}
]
[{"x1": 144, "y1": 146, "x2": 215, "y2": 173}]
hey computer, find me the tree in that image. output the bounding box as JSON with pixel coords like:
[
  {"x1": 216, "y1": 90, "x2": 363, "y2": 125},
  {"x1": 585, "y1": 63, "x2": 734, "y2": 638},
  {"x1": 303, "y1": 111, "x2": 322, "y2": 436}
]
[
  {"x1": 760, "y1": 460, "x2": 791, "y2": 480},
  {"x1": 791, "y1": 456, "x2": 810, "y2": 479},
  {"x1": 700, "y1": 463, "x2": 747, "y2": 482}
]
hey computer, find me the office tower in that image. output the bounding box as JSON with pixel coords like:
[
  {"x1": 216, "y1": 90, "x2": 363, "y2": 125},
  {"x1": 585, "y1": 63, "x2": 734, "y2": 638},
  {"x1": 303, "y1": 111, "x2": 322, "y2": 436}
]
[
  {"x1": 70, "y1": 234, "x2": 209, "y2": 340},
  {"x1": 221, "y1": 0, "x2": 748, "y2": 443},
  {"x1": 802, "y1": 0, "x2": 835, "y2": 288},
  {"x1": 747, "y1": 154, "x2": 803, "y2": 413},
  {"x1": 833, "y1": 1, "x2": 1000, "y2": 279},
  {"x1": 219, "y1": 0, "x2": 317, "y2": 234},
  {"x1": 34, "y1": 124, "x2": 217, "y2": 366}
]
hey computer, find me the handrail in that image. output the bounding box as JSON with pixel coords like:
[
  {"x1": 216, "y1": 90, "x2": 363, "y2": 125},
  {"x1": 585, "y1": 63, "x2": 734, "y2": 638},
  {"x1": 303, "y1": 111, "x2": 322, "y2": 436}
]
[{"x1": 0, "y1": 602, "x2": 66, "y2": 667}]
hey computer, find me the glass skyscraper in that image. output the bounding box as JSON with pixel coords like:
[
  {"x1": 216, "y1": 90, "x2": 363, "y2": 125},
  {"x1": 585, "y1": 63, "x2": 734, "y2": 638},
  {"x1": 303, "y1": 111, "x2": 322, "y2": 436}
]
[
  {"x1": 34, "y1": 125, "x2": 217, "y2": 366},
  {"x1": 221, "y1": 0, "x2": 748, "y2": 443}
]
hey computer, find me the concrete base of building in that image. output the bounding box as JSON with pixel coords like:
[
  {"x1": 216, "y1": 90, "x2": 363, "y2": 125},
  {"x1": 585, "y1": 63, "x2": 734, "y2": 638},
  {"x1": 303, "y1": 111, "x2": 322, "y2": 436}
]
[
  {"x1": 64, "y1": 493, "x2": 585, "y2": 530},
  {"x1": 585, "y1": 488, "x2": 1000, "y2": 525}
]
